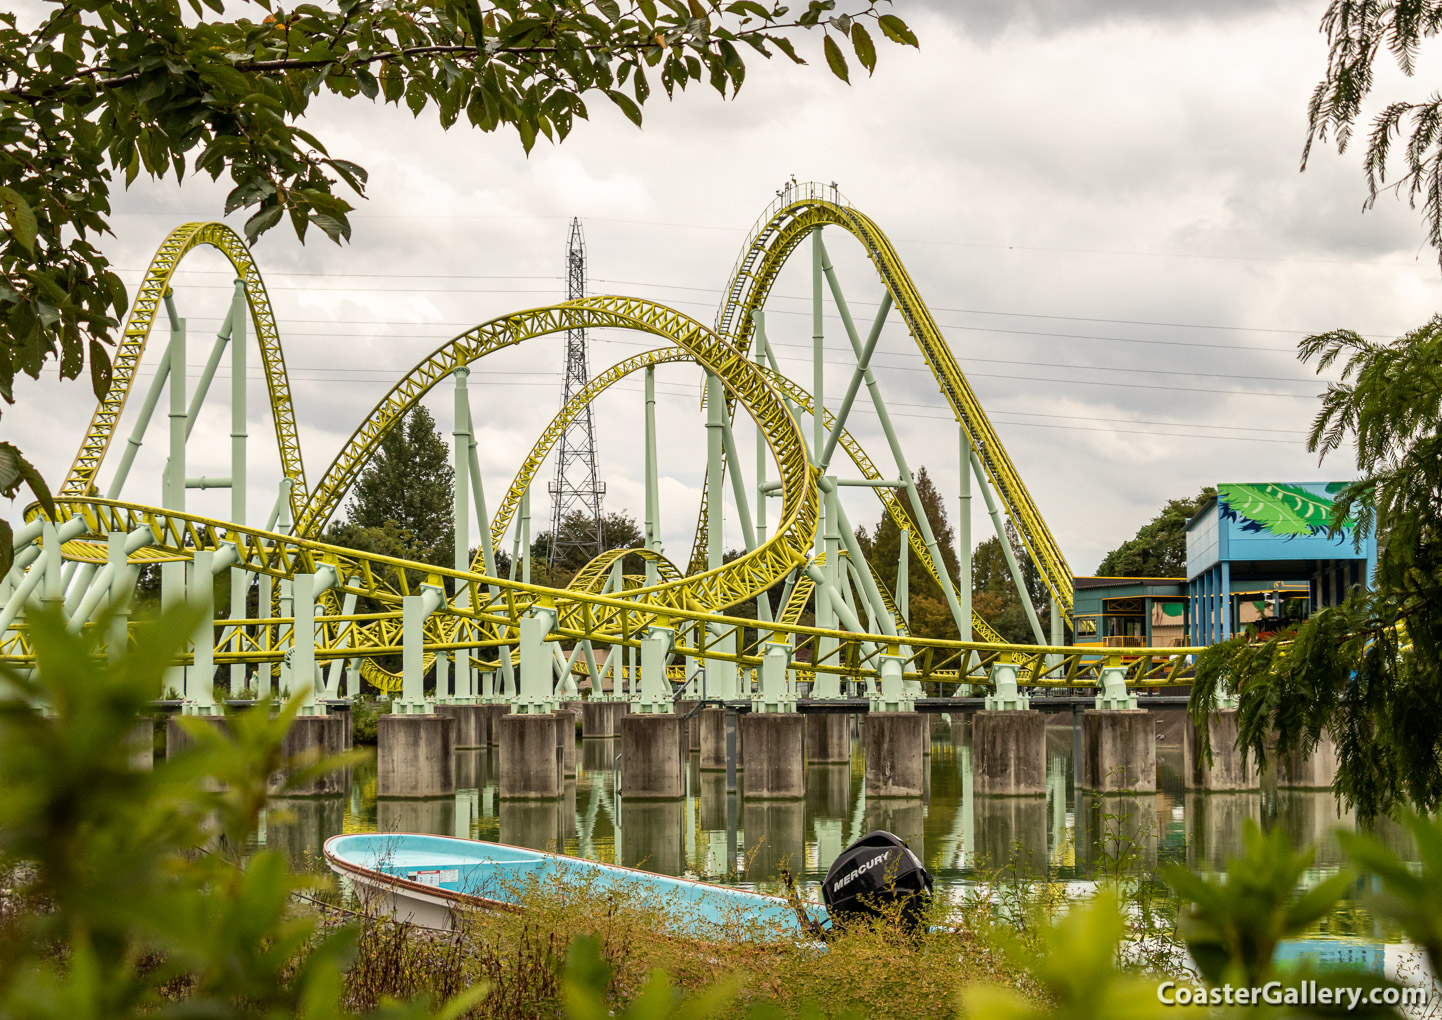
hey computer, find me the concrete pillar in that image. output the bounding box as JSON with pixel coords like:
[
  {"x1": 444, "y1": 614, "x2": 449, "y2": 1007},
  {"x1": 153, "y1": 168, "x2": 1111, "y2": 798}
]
[
  {"x1": 805, "y1": 711, "x2": 850, "y2": 763},
  {"x1": 1183, "y1": 709, "x2": 1259, "y2": 790},
  {"x1": 698, "y1": 706, "x2": 741, "y2": 771},
  {"x1": 554, "y1": 707, "x2": 577, "y2": 777},
  {"x1": 973, "y1": 710, "x2": 1046, "y2": 796},
  {"x1": 620, "y1": 712, "x2": 683, "y2": 798},
  {"x1": 128, "y1": 717, "x2": 155, "y2": 771},
  {"x1": 434, "y1": 704, "x2": 486, "y2": 749},
  {"x1": 676, "y1": 700, "x2": 702, "y2": 751},
  {"x1": 1078, "y1": 710, "x2": 1155, "y2": 793},
  {"x1": 498, "y1": 713, "x2": 561, "y2": 799},
  {"x1": 1278, "y1": 730, "x2": 1340, "y2": 789},
  {"x1": 482, "y1": 703, "x2": 511, "y2": 746},
  {"x1": 377, "y1": 714, "x2": 455, "y2": 798},
  {"x1": 272, "y1": 714, "x2": 349, "y2": 795},
  {"x1": 863, "y1": 712, "x2": 926, "y2": 798},
  {"x1": 581, "y1": 700, "x2": 627, "y2": 739},
  {"x1": 166, "y1": 713, "x2": 228, "y2": 758},
  {"x1": 738, "y1": 713, "x2": 805, "y2": 799}
]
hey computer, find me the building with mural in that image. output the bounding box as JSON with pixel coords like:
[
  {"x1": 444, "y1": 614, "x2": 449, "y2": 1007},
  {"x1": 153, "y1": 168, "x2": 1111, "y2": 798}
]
[
  {"x1": 1185, "y1": 481, "x2": 1375, "y2": 644},
  {"x1": 1071, "y1": 481, "x2": 1376, "y2": 649}
]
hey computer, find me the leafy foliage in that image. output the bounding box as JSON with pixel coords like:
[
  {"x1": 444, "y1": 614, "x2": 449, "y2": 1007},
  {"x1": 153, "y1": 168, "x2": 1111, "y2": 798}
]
[
  {"x1": 1189, "y1": 321, "x2": 1442, "y2": 819},
  {"x1": 1094, "y1": 487, "x2": 1212, "y2": 577},
  {"x1": 1162, "y1": 821, "x2": 1354, "y2": 989},
  {"x1": 0, "y1": 601, "x2": 471, "y2": 1019},
  {"x1": 1303, "y1": 0, "x2": 1442, "y2": 267},
  {"x1": 0, "y1": 0, "x2": 918, "y2": 537},
  {"x1": 958, "y1": 891, "x2": 1171, "y2": 1020}
]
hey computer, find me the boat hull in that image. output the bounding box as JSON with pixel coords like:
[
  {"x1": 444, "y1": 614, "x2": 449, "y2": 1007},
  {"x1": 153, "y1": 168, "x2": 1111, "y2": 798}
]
[{"x1": 323, "y1": 832, "x2": 826, "y2": 936}]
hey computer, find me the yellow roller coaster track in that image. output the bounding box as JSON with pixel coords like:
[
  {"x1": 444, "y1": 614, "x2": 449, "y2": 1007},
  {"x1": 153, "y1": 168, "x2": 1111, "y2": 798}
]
[
  {"x1": 697, "y1": 187, "x2": 1073, "y2": 617},
  {"x1": 13, "y1": 496, "x2": 1196, "y2": 690},
  {"x1": 9, "y1": 195, "x2": 1210, "y2": 702},
  {"x1": 59, "y1": 222, "x2": 309, "y2": 522}
]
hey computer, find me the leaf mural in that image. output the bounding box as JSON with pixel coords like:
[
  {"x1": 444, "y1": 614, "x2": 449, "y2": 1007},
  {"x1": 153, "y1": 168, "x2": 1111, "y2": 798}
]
[{"x1": 1217, "y1": 483, "x2": 1342, "y2": 537}]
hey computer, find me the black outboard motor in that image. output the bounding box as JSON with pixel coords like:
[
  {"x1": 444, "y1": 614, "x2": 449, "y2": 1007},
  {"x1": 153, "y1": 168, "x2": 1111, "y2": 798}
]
[{"x1": 821, "y1": 830, "x2": 933, "y2": 933}]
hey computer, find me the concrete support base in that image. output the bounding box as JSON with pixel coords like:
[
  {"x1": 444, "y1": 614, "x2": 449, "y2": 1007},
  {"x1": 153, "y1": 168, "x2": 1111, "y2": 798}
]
[
  {"x1": 434, "y1": 704, "x2": 486, "y2": 748},
  {"x1": 377, "y1": 714, "x2": 455, "y2": 799},
  {"x1": 581, "y1": 700, "x2": 628, "y2": 739},
  {"x1": 1183, "y1": 709, "x2": 1259, "y2": 790},
  {"x1": 674, "y1": 700, "x2": 701, "y2": 752},
  {"x1": 166, "y1": 713, "x2": 228, "y2": 758},
  {"x1": 739, "y1": 712, "x2": 805, "y2": 799},
  {"x1": 805, "y1": 712, "x2": 850, "y2": 763},
  {"x1": 620, "y1": 712, "x2": 683, "y2": 798},
  {"x1": 554, "y1": 707, "x2": 577, "y2": 777},
  {"x1": 481, "y1": 703, "x2": 511, "y2": 746},
  {"x1": 498, "y1": 713, "x2": 561, "y2": 799},
  {"x1": 973, "y1": 710, "x2": 1046, "y2": 796},
  {"x1": 1078, "y1": 710, "x2": 1155, "y2": 793},
  {"x1": 1278, "y1": 730, "x2": 1340, "y2": 789},
  {"x1": 128, "y1": 717, "x2": 155, "y2": 771},
  {"x1": 272, "y1": 714, "x2": 349, "y2": 795},
  {"x1": 698, "y1": 706, "x2": 741, "y2": 771},
  {"x1": 863, "y1": 712, "x2": 926, "y2": 798}
]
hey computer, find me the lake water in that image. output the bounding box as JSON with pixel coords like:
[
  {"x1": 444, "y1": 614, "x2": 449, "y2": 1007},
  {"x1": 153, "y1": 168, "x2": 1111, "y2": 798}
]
[{"x1": 257, "y1": 709, "x2": 1432, "y2": 989}]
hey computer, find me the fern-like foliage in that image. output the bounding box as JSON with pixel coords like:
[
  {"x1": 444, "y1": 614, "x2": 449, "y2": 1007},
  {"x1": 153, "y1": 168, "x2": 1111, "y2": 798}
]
[
  {"x1": 1305, "y1": 1, "x2": 1442, "y2": 266},
  {"x1": 1189, "y1": 320, "x2": 1442, "y2": 819}
]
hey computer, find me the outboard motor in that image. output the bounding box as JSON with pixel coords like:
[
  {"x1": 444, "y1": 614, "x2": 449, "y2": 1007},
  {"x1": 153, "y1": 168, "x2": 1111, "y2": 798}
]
[{"x1": 821, "y1": 830, "x2": 933, "y2": 933}]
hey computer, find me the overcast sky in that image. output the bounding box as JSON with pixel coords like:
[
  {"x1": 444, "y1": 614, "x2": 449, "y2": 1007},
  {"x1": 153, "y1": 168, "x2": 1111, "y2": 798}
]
[{"x1": 8, "y1": 0, "x2": 1439, "y2": 578}]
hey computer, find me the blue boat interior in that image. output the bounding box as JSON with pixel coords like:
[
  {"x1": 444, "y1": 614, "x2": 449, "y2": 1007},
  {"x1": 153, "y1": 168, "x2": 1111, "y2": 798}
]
[{"x1": 329, "y1": 833, "x2": 829, "y2": 936}]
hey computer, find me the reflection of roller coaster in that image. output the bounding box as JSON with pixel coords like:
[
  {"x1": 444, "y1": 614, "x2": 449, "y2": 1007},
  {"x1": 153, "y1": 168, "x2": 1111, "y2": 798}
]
[{"x1": 3, "y1": 183, "x2": 1199, "y2": 715}]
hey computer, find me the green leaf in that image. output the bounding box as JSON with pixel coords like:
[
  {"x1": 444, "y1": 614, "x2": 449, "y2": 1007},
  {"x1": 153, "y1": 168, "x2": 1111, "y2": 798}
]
[
  {"x1": 0, "y1": 186, "x2": 38, "y2": 253},
  {"x1": 243, "y1": 203, "x2": 284, "y2": 243},
  {"x1": 605, "y1": 89, "x2": 643, "y2": 126},
  {"x1": 877, "y1": 13, "x2": 918, "y2": 47},
  {"x1": 0, "y1": 520, "x2": 11, "y2": 577},
  {"x1": 1218, "y1": 482, "x2": 1340, "y2": 536},
  {"x1": 850, "y1": 22, "x2": 875, "y2": 75},
  {"x1": 822, "y1": 33, "x2": 849, "y2": 83},
  {"x1": 89, "y1": 338, "x2": 113, "y2": 400},
  {"x1": 0, "y1": 442, "x2": 55, "y2": 519}
]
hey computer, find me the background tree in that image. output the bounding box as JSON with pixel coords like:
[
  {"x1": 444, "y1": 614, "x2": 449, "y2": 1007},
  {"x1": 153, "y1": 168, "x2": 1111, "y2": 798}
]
[
  {"x1": 1192, "y1": 322, "x2": 1442, "y2": 818},
  {"x1": 970, "y1": 521, "x2": 1043, "y2": 645},
  {"x1": 326, "y1": 405, "x2": 454, "y2": 568},
  {"x1": 0, "y1": 0, "x2": 918, "y2": 562},
  {"x1": 1094, "y1": 487, "x2": 1215, "y2": 578},
  {"x1": 529, "y1": 508, "x2": 644, "y2": 586},
  {"x1": 854, "y1": 466, "x2": 961, "y2": 642}
]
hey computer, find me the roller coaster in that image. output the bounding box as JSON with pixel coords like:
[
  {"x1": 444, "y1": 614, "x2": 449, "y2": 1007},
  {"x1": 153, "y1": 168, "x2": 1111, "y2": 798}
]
[{"x1": 1, "y1": 182, "x2": 1200, "y2": 716}]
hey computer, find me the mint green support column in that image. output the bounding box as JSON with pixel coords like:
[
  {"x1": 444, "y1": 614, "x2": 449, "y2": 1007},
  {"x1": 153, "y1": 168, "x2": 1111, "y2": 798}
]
[
  {"x1": 396, "y1": 585, "x2": 444, "y2": 714},
  {"x1": 516, "y1": 608, "x2": 557, "y2": 714},
  {"x1": 635, "y1": 627, "x2": 675, "y2": 713}
]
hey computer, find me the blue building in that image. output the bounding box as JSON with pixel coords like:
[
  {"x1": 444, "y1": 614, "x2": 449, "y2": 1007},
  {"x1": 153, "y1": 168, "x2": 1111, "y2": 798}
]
[{"x1": 1184, "y1": 482, "x2": 1376, "y2": 644}]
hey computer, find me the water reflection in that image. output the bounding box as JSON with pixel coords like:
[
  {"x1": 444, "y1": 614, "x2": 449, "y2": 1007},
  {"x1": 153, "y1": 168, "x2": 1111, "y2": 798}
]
[
  {"x1": 260, "y1": 710, "x2": 1408, "y2": 905},
  {"x1": 1184, "y1": 792, "x2": 1261, "y2": 871},
  {"x1": 741, "y1": 800, "x2": 805, "y2": 882},
  {"x1": 972, "y1": 796, "x2": 1047, "y2": 877}
]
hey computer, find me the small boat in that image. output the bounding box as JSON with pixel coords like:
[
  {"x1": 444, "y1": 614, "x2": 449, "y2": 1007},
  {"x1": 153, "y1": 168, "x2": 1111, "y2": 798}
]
[{"x1": 323, "y1": 832, "x2": 830, "y2": 937}]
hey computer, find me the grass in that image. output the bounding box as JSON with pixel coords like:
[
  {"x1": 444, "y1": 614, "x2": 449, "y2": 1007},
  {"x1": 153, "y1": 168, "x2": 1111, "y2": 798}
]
[{"x1": 303, "y1": 853, "x2": 1074, "y2": 1020}]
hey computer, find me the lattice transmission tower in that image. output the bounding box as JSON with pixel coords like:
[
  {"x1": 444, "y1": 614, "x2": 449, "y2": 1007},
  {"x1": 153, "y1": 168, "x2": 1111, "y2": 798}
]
[{"x1": 547, "y1": 217, "x2": 606, "y2": 568}]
